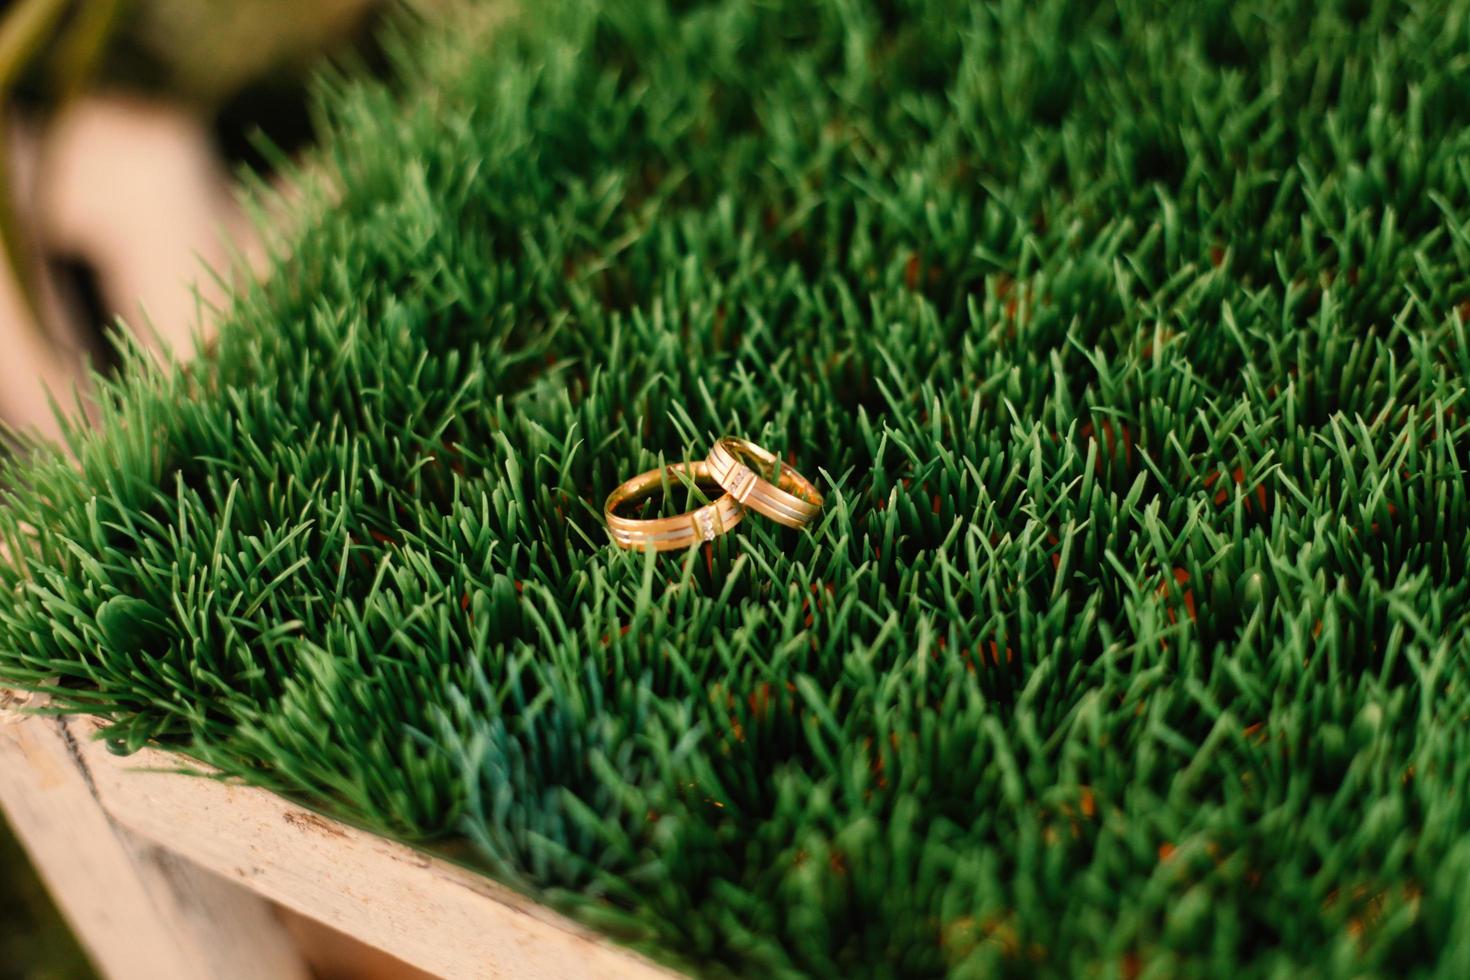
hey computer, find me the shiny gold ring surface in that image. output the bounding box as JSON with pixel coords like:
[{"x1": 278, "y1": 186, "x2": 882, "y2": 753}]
[
  {"x1": 706, "y1": 437, "x2": 823, "y2": 529},
  {"x1": 604, "y1": 460, "x2": 745, "y2": 551}
]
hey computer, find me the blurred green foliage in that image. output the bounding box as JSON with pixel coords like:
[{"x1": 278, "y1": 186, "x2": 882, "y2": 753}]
[
  {"x1": 0, "y1": 816, "x2": 94, "y2": 980},
  {"x1": 5, "y1": 0, "x2": 1470, "y2": 976}
]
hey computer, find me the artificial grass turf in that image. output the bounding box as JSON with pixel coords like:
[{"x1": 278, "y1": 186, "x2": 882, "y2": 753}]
[{"x1": 5, "y1": 0, "x2": 1470, "y2": 974}]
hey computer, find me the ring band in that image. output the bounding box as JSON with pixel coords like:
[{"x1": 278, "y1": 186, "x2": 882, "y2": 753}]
[
  {"x1": 604, "y1": 460, "x2": 745, "y2": 551},
  {"x1": 706, "y1": 437, "x2": 823, "y2": 529}
]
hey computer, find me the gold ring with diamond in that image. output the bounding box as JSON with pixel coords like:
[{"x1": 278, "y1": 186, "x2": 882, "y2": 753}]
[{"x1": 603, "y1": 460, "x2": 745, "y2": 551}]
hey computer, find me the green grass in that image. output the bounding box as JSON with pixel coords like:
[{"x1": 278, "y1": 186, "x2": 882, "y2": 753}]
[{"x1": 5, "y1": 0, "x2": 1470, "y2": 975}]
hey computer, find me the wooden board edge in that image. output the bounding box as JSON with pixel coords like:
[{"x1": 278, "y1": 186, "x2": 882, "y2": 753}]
[
  {"x1": 0, "y1": 694, "x2": 311, "y2": 980},
  {"x1": 65, "y1": 715, "x2": 682, "y2": 980}
]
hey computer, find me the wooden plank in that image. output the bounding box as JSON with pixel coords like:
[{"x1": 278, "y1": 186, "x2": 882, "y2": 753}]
[
  {"x1": 277, "y1": 907, "x2": 440, "y2": 980},
  {"x1": 67, "y1": 714, "x2": 681, "y2": 980},
  {"x1": 0, "y1": 691, "x2": 310, "y2": 980}
]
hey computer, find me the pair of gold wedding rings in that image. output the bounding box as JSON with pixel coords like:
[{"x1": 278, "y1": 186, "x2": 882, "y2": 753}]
[{"x1": 604, "y1": 437, "x2": 824, "y2": 551}]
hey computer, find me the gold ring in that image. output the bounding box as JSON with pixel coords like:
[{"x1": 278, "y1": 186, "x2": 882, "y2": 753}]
[
  {"x1": 706, "y1": 437, "x2": 823, "y2": 529},
  {"x1": 604, "y1": 460, "x2": 745, "y2": 551}
]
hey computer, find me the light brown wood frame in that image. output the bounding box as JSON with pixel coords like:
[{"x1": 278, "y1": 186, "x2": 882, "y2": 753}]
[{"x1": 0, "y1": 692, "x2": 677, "y2": 979}]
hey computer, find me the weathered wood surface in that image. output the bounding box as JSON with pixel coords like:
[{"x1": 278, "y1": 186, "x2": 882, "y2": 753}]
[
  {"x1": 63, "y1": 713, "x2": 679, "y2": 980},
  {"x1": 0, "y1": 691, "x2": 310, "y2": 980}
]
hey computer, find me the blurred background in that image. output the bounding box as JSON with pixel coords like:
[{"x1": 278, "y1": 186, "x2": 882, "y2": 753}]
[
  {"x1": 1, "y1": 0, "x2": 412, "y2": 975},
  {"x1": 0, "y1": 812, "x2": 91, "y2": 980},
  {"x1": 0, "y1": 0, "x2": 396, "y2": 444}
]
